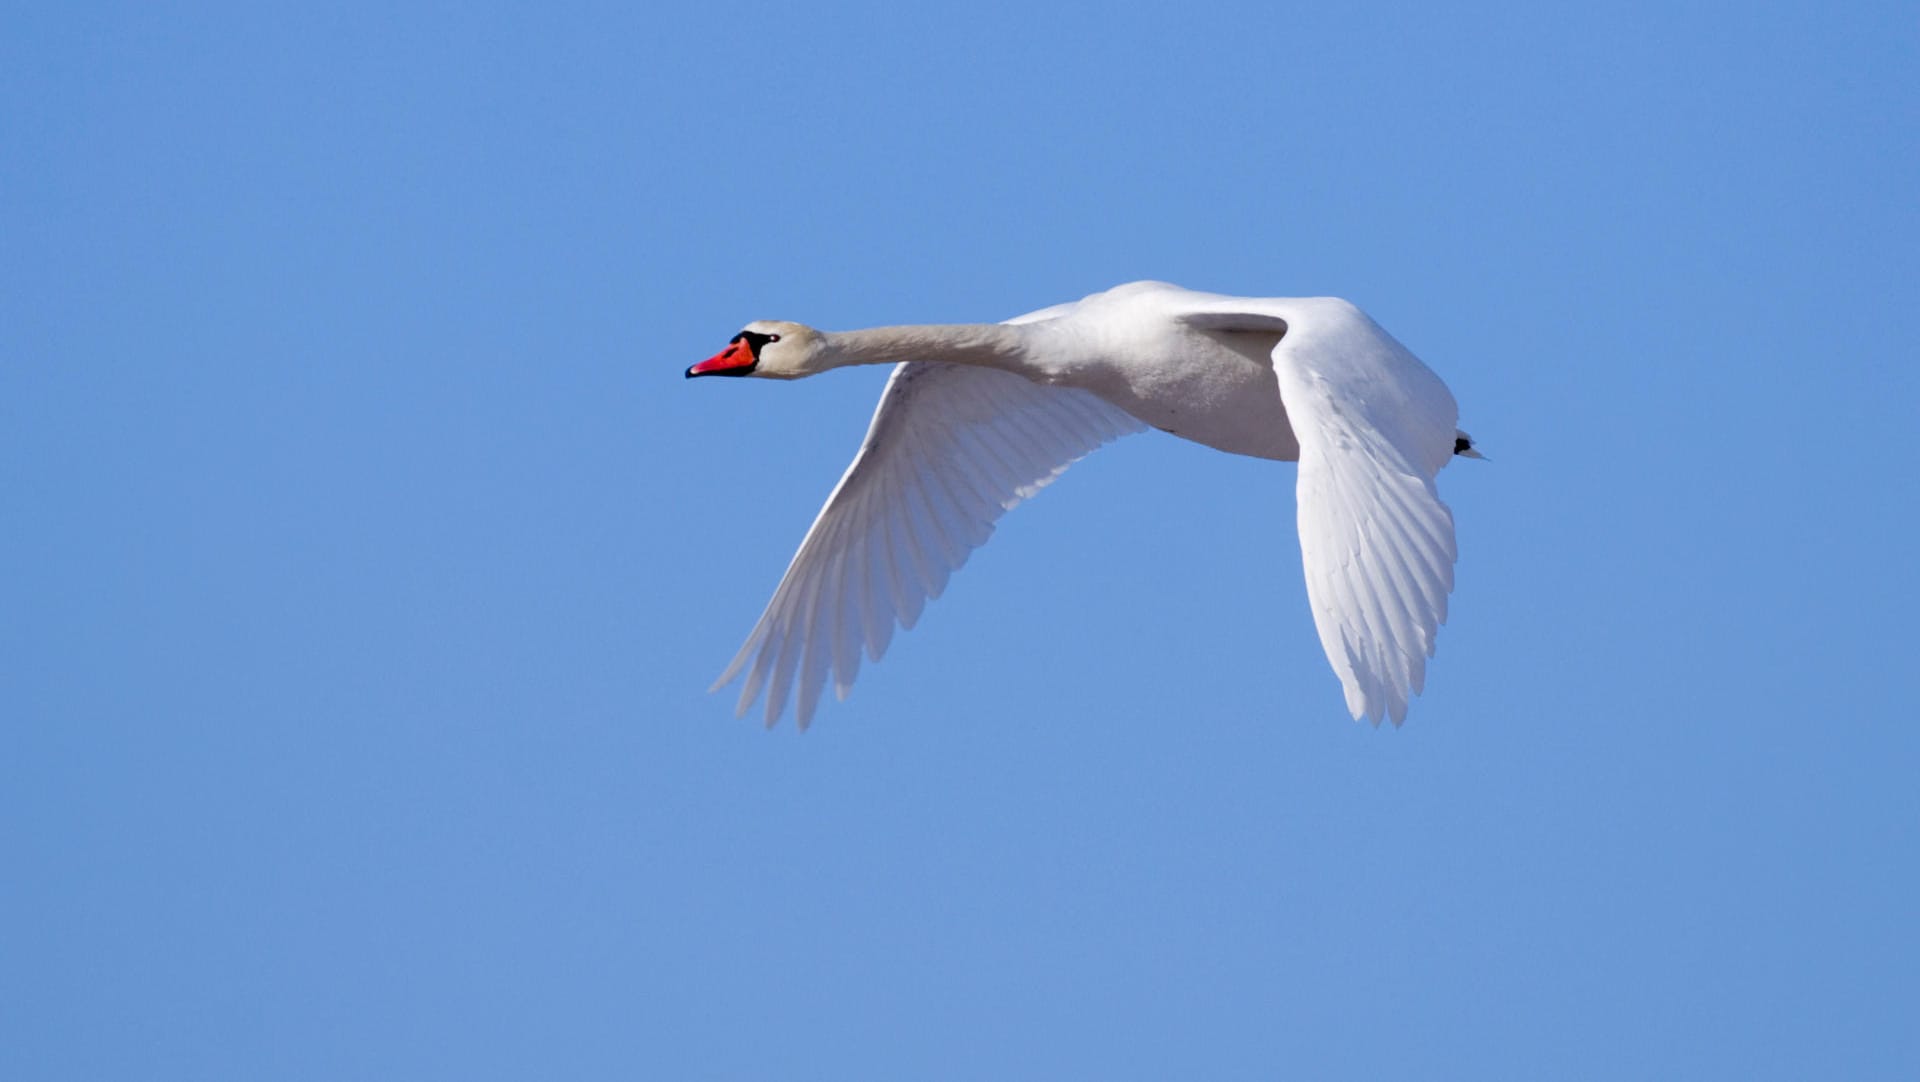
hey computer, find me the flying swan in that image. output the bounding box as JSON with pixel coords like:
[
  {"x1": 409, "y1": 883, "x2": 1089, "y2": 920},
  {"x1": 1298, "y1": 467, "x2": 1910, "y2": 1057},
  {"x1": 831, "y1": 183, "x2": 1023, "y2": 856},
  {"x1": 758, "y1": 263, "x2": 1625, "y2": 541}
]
[{"x1": 686, "y1": 281, "x2": 1480, "y2": 728}]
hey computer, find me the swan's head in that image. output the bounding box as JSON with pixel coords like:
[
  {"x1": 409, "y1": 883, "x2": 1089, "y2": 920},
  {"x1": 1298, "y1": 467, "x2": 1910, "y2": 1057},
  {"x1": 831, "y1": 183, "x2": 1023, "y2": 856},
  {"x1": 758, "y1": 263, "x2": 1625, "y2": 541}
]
[{"x1": 686, "y1": 321, "x2": 823, "y2": 380}]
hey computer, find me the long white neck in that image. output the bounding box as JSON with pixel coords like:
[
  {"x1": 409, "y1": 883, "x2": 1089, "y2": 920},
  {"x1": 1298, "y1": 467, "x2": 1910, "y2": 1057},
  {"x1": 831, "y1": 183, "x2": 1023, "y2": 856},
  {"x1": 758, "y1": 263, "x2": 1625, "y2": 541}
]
[{"x1": 819, "y1": 323, "x2": 1033, "y2": 372}]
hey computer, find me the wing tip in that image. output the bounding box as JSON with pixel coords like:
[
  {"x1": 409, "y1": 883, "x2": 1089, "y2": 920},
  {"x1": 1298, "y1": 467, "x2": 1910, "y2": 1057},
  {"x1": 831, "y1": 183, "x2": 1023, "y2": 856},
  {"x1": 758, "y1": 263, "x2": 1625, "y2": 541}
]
[{"x1": 1341, "y1": 678, "x2": 1417, "y2": 727}]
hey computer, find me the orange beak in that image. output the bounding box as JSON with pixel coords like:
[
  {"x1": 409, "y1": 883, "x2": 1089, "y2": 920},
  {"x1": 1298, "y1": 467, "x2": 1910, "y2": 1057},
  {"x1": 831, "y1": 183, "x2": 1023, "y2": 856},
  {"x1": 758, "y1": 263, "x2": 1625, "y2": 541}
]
[{"x1": 686, "y1": 338, "x2": 758, "y2": 378}]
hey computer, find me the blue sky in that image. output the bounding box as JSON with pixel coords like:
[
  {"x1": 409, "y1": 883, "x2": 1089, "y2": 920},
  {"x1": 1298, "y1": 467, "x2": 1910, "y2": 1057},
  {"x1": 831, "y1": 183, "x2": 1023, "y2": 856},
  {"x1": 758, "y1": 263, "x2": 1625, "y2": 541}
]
[{"x1": 5, "y1": 2, "x2": 1917, "y2": 1078}]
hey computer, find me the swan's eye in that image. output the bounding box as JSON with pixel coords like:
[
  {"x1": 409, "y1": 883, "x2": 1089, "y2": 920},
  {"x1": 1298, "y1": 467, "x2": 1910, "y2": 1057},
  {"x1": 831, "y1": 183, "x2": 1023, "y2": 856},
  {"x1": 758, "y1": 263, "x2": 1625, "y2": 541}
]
[{"x1": 767, "y1": 334, "x2": 781, "y2": 343}]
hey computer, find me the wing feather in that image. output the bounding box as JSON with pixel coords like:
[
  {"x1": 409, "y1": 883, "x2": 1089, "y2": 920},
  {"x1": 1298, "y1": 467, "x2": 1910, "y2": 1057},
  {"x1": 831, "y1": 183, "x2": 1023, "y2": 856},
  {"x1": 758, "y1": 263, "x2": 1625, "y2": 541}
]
[
  {"x1": 1181, "y1": 295, "x2": 1462, "y2": 724},
  {"x1": 1274, "y1": 340, "x2": 1460, "y2": 723},
  {"x1": 712, "y1": 360, "x2": 1145, "y2": 728}
]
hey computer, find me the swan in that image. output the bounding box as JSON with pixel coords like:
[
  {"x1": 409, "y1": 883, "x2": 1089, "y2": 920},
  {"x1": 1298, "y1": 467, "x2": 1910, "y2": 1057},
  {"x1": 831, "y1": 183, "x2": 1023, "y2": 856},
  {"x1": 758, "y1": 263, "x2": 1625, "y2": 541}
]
[{"x1": 686, "y1": 281, "x2": 1481, "y2": 728}]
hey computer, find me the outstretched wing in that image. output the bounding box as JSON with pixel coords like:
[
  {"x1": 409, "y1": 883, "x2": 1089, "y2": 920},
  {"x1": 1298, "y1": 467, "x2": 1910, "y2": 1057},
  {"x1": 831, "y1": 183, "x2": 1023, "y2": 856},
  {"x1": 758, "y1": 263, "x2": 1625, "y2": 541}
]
[
  {"x1": 713, "y1": 360, "x2": 1144, "y2": 728},
  {"x1": 1183, "y1": 296, "x2": 1461, "y2": 724},
  {"x1": 1276, "y1": 303, "x2": 1460, "y2": 724}
]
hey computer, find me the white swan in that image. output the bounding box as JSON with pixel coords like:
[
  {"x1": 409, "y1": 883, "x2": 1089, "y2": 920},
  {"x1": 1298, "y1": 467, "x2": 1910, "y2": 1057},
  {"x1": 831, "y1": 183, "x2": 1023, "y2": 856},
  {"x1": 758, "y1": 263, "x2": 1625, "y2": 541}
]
[{"x1": 687, "y1": 281, "x2": 1480, "y2": 728}]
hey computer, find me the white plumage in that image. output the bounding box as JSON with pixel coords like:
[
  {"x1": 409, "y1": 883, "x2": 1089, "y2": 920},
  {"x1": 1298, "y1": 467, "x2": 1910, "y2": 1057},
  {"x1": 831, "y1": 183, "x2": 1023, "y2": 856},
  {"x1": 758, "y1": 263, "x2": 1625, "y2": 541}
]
[{"x1": 687, "y1": 281, "x2": 1478, "y2": 728}]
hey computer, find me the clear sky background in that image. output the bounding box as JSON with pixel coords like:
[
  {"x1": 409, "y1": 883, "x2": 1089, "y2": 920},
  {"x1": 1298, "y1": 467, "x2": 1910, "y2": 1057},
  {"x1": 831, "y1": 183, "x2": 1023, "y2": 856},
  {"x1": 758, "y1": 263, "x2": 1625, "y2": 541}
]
[{"x1": 6, "y1": 2, "x2": 1917, "y2": 1079}]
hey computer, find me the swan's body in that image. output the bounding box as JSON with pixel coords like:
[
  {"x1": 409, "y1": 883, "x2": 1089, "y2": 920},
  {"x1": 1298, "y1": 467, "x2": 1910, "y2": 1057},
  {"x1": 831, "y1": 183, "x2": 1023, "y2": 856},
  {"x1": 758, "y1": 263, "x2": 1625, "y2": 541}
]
[{"x1": 687, "y1": 281, "x2": 1479, "y2": 728}]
